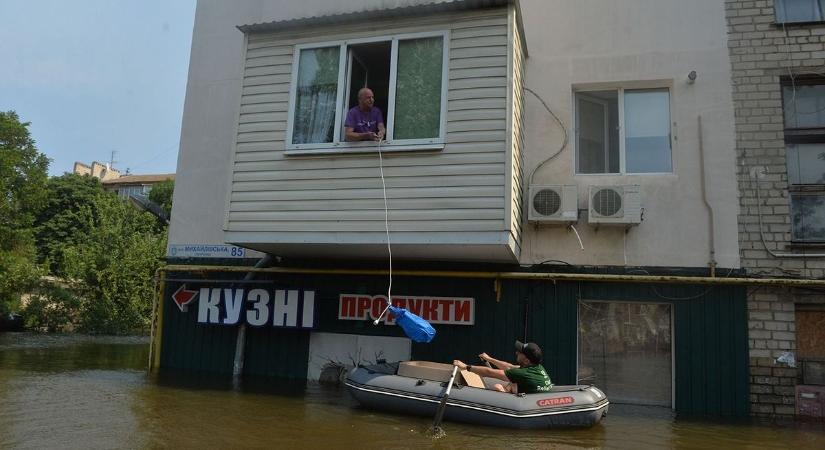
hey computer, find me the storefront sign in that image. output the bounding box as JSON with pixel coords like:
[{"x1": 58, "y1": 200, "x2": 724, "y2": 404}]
[
  {"x1": 168, "y1": 244, "x2": 247, "y2": 258},
  {"x1": 338, "y1": 294, "x2": 474, "y2": 325},
  {"x1": 171, "y1": 284, "x2": 314, "y2": 329}
]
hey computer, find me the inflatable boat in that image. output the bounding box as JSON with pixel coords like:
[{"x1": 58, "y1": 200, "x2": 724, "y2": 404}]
[{"x1": 345, "y1": 361, "x2": 608, "y2": 429}]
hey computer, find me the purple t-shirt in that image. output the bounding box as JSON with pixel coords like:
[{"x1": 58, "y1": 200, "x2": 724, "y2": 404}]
[{"x1": 345, "y1": 106, "x2": 384, "y2": 133}]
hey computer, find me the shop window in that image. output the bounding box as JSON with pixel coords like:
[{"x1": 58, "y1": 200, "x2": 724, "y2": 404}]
[
  {"x1": 782, "y1": 78, "x2": 825, "y2": 242},
  {"x1": 578, "y1": 301, "x2": 672, "y2": 406},
  {"x1": 288, "y1": 32, "x2": 446, "y2": 151},
  {"x1": 775, "y1": 0, "x2": 825, "y2": 24},
  {"x1": 575, "y1": 88, "x2": 672, "y2": 174}
]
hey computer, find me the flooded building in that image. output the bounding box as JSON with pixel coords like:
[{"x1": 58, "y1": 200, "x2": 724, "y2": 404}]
[
  {"x1": 725, "y1": 0, "x2": 825, "y2": 418},
  {"x1": 160, "y1": 0, "x2": 756, "y2": 417}
]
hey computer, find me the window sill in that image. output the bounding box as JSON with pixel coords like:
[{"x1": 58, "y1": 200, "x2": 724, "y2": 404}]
[
  {"x1": 285, "y1": 141, "x2": 445, "y2": 156},
  {"x1": 773, "y1": 20, "x2": 825, "y2": 27}
]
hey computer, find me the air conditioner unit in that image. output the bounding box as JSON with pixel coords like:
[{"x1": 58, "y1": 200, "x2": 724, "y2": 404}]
[
  {"x1": 587, "y1": 185, "x2": 642, "y2": 226},
  {"x1": 528, "y1": 185, "x2": 578, "y2": 224}
]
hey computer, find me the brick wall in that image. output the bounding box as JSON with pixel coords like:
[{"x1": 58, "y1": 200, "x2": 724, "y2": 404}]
[{"x1": 725, "y1": 0, "x2": 825, "y2": 417}]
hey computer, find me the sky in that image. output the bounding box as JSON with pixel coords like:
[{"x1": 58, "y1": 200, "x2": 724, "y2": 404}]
[{"x1": 0, "y1": 0, "x2": 197, "y2": 176}]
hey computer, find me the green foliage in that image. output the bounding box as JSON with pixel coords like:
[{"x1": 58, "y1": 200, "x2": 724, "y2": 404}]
[
  {"x1": 35, "y1": 173, "x2": 103, "y2": 274},
  {"x1": 148, "y1": 178, "x2": 174, "y2": 217},
  {"x1": 0, "y1": 111, "x2": 49, "y2": 314},
  {"x1": 61, "y1": 192, "x2": 167, "y2": 334},
  {"x1": 22, "y1": 281, "x2": 81, "y2": 332}
]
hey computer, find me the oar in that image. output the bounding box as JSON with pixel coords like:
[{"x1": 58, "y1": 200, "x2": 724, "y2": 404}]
[{"x1": 432, "y1": 365, "x2": 459, "y2": 434}]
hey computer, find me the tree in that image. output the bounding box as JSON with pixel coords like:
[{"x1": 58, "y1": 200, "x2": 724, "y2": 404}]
[
  {"x1": 0, "y1": 111, "x2": 49, "y2": 314},
  {"x1": 148, "y1": 178, "x2": 174, "y2": 218},
  {"x1": 61, "y1": 192, "x2": 166, "y2": 334},
  {"x1": 34, "y1": 173, "x2": 103, "y2": 275}
]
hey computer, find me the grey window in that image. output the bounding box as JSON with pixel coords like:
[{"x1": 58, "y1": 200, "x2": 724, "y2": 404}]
[
  {"x1": 775, "y1": 0, "x2": 825, "y2": 24},
  {"x1": 783, "y1": 79, "x2": 825, "y2": 242},
  {"x1": 575, "y1": 88, "x2": 671, "y2": 174}
]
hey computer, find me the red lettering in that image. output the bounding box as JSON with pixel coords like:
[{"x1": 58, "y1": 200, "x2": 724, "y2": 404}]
[
  {"x1": 340, "y1": 295, "x2": 356, "y2": 318},
  {"x1": 357, "y1": 296, "x2": 372, "y2": 319},
  {"x1": 423, "y1": 299, "x2": 439, "y2": 321},
  {"x1": 371, "y1": 296, "x2": 388, "y2": 321},
  {"x1": 439, "y1": 300, "x2": 452, "y2": 322},
  {"x1": 536, "y1": 397, "x2": 574, "y2": 407},
  {"x1": 407, "y1": 298, "x2": 422, "y2": 316},
  {"x1": 454, "y1": 299, "x2": 470, "y2": 323}
]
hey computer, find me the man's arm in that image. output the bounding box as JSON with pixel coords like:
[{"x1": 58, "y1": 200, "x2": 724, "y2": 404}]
[
  {"x1": 345, "y1": 127, "x2": 369, "y2": 142},
  {"x1": 377, "y1": 123, "x2": 386, "y2": 141},
  {"x1": 453, "y1": 360, "x2": 508, "y2": 382},
  {"x1": 479, "y1": 352, "x2": 518, "y2": 370}
]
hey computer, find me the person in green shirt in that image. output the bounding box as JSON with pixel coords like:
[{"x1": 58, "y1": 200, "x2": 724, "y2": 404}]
[{"x1": 453, "y1": 340, "x2": 553, "y2": 394}]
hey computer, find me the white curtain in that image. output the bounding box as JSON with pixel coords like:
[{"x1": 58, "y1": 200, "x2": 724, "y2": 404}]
[{"x1": 292, "y1": 47, "x2": 339, "y2": 144}]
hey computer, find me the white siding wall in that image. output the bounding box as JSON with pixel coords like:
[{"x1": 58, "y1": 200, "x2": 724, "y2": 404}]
[
  {"x1": 226, "y1": 8, "x2": 516, "y2": 259},
  {"x1": 509, "y1": 9, "x2": 526, "y2": 254}
]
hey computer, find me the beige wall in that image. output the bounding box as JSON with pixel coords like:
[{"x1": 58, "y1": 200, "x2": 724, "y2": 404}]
[
  {"x1": 518, "y1": 0, "x2": 739, "y2": 269},
  {"x1": 170, "y1": 0, "x2": 740, "y2": 269}
]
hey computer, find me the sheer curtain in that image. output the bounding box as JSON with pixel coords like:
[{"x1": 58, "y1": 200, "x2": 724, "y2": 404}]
[
  {"x1": 293, "y1": 47, "x2": 340, "y2": 144},
  {"x1": 394, "y1": 37, "x2": 443, "y2": 140}
]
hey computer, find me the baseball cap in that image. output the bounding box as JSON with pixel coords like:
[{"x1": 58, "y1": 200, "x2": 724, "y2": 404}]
[{"x1": 514, "y1": 340, "x2": 543, "y2": 364}]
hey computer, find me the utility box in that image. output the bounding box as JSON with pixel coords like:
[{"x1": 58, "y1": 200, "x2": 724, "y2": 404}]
[{"x1": 796, "y1": 385, "x2": 825, "y2": 418}]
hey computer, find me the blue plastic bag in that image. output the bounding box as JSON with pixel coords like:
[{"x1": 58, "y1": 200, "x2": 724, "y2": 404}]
[{"x1": 388, "y1": 306, "x2": 436, "y2": 343}]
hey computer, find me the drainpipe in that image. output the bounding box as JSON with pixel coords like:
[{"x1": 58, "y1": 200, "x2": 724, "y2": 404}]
[
  {"x1": 232, "y1": 254, "x2": 273, "y2": 383},
  {"x1": 698, "y1": 115, "x2": 718, "y2": 277}
]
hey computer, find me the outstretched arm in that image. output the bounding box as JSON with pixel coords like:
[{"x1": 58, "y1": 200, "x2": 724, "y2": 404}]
[
  {"x1": 479, "y1": 352, "x2": 518, "y2": 370},
  {"x1": 453, "y1": 360, "x2": 508, "y2": 382}
]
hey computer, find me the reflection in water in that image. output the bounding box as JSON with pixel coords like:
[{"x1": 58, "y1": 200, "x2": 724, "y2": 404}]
[{"x1": 2, "y1": 332, "x2": 825, "y2": 449}]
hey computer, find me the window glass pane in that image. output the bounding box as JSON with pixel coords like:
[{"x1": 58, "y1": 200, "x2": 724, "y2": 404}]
[
  {"x1": 775, "y1": 0, "x2": 825, "y2": 23},
  {"x1": 783, "y1": 84, "x2": 825, "y2": 128},
  {"x1": 393, "y1": 37, "x2": 443, "y2": 140},
  {"x1": 787, "y1": 144, "x2": 825, "y2": 184},
  {"x1": 792, "y1": 193, "x2": 825, "y2": 241},
  {"x1": 292, "y1": 47, "x2": 340, "y2": 144},
  {"x1": 625, "y1": 89, "x2": 671, "y2": 173},
  {"x1": 576, "y1": 91, "x2": 619, "y2": 174},
  {"x1": 579, "y1": 301, "x2": 672, "y2": 407}
]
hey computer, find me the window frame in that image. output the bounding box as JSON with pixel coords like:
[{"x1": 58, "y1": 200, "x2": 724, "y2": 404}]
[
  {"x1": 573, "y1": 85, "x2": 674, "y2": 176},
  {"x1": 781, "y1": 76, "x2": 825, "y2": 243},
  {"x1": 284, "y1": 30, "x2": 450, "y2": 155},
  {"x1": 774, "y1": 0, "x2": 825, "y2": 25}
]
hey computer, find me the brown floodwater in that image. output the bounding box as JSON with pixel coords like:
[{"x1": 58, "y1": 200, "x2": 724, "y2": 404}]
[{"x1": 1, "y1": 332, "x2": 825, "y2": 449}]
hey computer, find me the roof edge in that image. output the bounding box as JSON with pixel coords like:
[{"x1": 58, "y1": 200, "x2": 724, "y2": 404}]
[{"x1": 237, "y1": 0, "x2": 516, "y2": 34}]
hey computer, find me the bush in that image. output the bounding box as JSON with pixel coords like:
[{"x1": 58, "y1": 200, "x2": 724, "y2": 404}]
[{"x1": 23, "y1": 281, "x2": 82, "y2": 332}]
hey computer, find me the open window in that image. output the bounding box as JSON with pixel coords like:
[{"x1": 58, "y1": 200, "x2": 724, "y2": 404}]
[{"x1": 287, "y1": 31, "x2": 448, "y2": 153}]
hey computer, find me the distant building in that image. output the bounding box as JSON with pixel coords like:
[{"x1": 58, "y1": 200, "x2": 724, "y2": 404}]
[
  {"x1": 72, "y1": 161, "x2": 121, "y2": 181},
  {"x1": 101, "y1": 174, "x2": 175, "y2": 199}
]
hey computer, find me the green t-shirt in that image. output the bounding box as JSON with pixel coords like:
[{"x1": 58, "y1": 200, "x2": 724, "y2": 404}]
[{"x1": 504, "y1": 364, "x2": 553, "y2": 394}]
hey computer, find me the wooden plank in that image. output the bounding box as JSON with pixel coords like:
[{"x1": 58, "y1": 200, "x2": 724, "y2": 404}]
[
  {"x1": 245, "y1": 45, "x2": 293, "y2": 59},
  {"x1": 240, "y1": 102, "x2": 289, "y2": 115},
  {"x1": 232, "y1": 162, "x2": 504, "y2": 181},
  {"x1": 448, "y1": 87, "x2": 506, "y2": 101},
  {"x1": 244, "y1": 64, "x2": 293, "y2": 77},
  {"x1": 450, "y1": 56, "x2": 507, "y2": 70},
  {"x1": 234, "y1": 151, "x2": 503, "y2": 171},
  {"x1": 239, "y1": 111, "x2": 289, "y2": 124},
  {"x1": 231, "y1": 183, "x2": 505, "y2": 198},
  {"x1": 243, "y1": 73, "x2": 292, "y2": 87},
  {"x1": 237, "y1": 122, "x2": 287, "y2": 134},
  {"x1": 241, "y1": 92, "x2": 290, "y2": 105},
  {"x1": 449, "y1": 66, "x2": 508, "y2": 80},
  {"x1": 231, "y1": 177, "x2": 506, "y2": 195},
  {"x1": 245, "y1": 54, "x2": 293, "y2": 68},
  {"x1": 227, "y1": 219, "x2": 505, "y2": 232},
  {"x1": 236, "y1": 130, "x2": 286, "y2": 143},
  {"x1": 451, "y1": 27, "x2": 508, "y2": 41},
  {"x1": 447, "y1": 119, "x2": 506, "y2": 133},
  {"x1": 449, "y1": 76, "x2": 508, "y2": 90},
  {"x1": 242, "y1": 84, "x2": 290, "y2": 96},
  {"x1": 230, "y1": 196, "x2": 504, "y2": 212},
  {"x1": 229, "y1": 205, "x2": 504, "y2": 222},
  {"x1": 450, "y1": 35, "x2": 506, "y2": 49}
]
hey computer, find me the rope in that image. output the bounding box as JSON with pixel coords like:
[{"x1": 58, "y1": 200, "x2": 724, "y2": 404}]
[{"x1": 373, "y1": 138, "x2": 394, "y2": 324}]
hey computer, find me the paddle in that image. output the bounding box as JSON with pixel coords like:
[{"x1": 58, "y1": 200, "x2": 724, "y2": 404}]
[{"x1": 431, "y1": 365, "x2": 459, "y2": 434}]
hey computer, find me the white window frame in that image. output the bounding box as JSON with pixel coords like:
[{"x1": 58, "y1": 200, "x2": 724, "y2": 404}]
[
  {"x1": 285, "y1": 30, "x2": 450, "y2": 155},
  {"x1": 573, "y1": 85, "x2": 673, "y2": 176}
]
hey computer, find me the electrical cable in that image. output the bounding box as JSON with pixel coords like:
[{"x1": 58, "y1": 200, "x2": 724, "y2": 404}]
[{"x1": 525, "y1": 86, "x2": 569, "y2": 185}]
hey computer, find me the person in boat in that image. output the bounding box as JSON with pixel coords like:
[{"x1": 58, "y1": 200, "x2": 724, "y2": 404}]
[
  {"x1": 344, "y1": 87, "x2": 386, "y2": 142},
  {"x1": 453, "y1": 340, "x2": 553, "y2": 394}
]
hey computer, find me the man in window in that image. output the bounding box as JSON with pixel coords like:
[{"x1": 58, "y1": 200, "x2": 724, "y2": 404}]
[{"x1": 345, "y1": 87, "x2": 386, "y2": 142}]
